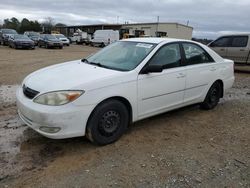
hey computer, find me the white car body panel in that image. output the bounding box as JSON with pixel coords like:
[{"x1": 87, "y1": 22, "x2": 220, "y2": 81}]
[{"x1": 16, "y1": 38, "x2": 235, "y2": 139}]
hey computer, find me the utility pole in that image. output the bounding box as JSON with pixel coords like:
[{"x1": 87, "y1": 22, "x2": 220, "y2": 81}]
[{"x1": 156, "y1": 16, "x2": 159, "y2": 37}]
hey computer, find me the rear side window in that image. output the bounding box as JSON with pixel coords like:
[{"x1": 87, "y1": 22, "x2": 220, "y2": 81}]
[
  {"x1": 231, "y1": 36, "x2": 248, "y2": 47},
  {"x1": 183, "y1": 43, "x2": 213, "y2": 65},
  {"x1": 211, "y1": 37, "x2": 231, "y2": 47}
]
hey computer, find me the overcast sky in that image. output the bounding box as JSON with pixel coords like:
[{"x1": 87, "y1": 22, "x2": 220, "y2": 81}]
[{"x1": 0, "y1": 0, "x2": 249, "y2": 39}]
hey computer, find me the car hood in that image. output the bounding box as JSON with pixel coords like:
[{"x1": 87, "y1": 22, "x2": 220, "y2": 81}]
[
  {"x1": 23, "y1": 60, "x2": 124, "y2": 93},
  {"x1": 48, "y1": 39, "x2": 61, "y2": 42},
  {"x1": 15, "y1": 39, "x2": 33, "y2": 42},
  {"x1": 59, "y1": 37, "x2": 68, "y2": 40},
  {"x1": 30, "y1": 36, "x2": 39, "y2": 40}
]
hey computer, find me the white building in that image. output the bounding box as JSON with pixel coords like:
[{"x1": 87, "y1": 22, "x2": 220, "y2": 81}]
[{"x1": 121, "y1": 22, "x2": 193, "y2": 40}]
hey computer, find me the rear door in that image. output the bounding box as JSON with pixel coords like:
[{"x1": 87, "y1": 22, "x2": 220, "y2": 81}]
[
  {"x1": 209, "y1": 36, "x2": 231, "y2": 58},
  {"x1": 227, "y1": 35, "x2": 249, "y2": 64},
  {"x1": 182, "y1": 42, "x2": 218, "y2": 103}
]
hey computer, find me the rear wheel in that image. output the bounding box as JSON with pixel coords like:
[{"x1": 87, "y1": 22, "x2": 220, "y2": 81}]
[
  {"x1": 86, "y1": 100, "x2": 129, "y2": 145},
  {"x1": 200, "y1": 81, "x2": 222, "y2": 110}
]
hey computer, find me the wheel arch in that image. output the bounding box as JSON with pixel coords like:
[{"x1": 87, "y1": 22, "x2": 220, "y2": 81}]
[
  {"x1": 86, "y1": 96, "x2": 133, "y2": 128},
  {"x1": 215, "y1": 79, "x2": 224, "y2": 98}
]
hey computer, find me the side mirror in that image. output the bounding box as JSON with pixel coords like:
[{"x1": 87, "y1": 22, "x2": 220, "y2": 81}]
[{"x1": 140, "y1": 64, "x2": 163, "y2": 74}]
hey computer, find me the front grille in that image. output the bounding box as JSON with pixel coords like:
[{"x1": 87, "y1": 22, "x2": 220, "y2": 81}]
[{"x1": 23, "y1": 85, "x2": 39, "y2": 99}]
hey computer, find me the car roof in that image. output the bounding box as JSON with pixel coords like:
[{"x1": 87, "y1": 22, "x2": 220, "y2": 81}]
[
  {"x1": 122, "y1": 37, "x2": 191, "y2": 44},
  {"x1": 217, "y1": 33, "x2": 250, "y2": 37}
]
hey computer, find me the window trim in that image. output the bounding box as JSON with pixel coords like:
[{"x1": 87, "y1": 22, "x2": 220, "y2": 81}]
[
  {"x1": 181, "y1": 42, "x2": 215, "y2": 66},
  {"x1": 139, "y1": 42, "x2": 185, "y2": 74}
]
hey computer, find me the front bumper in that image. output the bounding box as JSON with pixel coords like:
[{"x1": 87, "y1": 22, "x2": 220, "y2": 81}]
[
  {"x1": 61, "y1": 41, "x2": 70, "y2": 45},
  {"x1": 15, "y1": 43, "x2": 35, "y2": 48},
  {"x1": 48, "y1": 43, "x2": 63, "y2": 47},
  {"x1": 16, "y1": 87, "x2": 95, "y2": 139}
]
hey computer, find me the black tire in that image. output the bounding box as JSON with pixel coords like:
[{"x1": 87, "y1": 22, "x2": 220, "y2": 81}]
[
  {"x1": 86, "y1": 100, "x2": 129, "y2": 145},
  {"x1": 59, "y1": 46, "x2": 63, "y2": 49},
  {"x1": 200, "y1": 81, "x2": 222, "y2": 110},
  {"x1": 100, "y1": 43, "x2": 105, "y2": 48}
]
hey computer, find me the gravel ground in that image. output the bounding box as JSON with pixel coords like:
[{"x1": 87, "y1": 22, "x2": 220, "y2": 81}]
[{"x1": 0, "y1": 45, "x2": 249, "y2": 188}]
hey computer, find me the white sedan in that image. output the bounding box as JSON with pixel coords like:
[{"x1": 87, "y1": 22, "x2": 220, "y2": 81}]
[{"x1": 16, "y1": 38, "x2": 234, "y2": 145}]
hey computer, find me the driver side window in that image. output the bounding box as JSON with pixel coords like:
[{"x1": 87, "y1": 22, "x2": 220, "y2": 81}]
[{"x1": 149, "y1": 43, "x2": 181, "y2": 69}]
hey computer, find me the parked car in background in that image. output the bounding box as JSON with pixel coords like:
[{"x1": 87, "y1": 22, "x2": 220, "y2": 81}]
[
  {"x1": 24, "y1": 31, "x2": 40, "y2": 45},
  {"x1": 0, "y1": 29, "x2": 18, "y2": 45},
  {"x1": 8, "y1": 34, "x2": 35, "y2": 49},
  {"x1": 91, "y1": 30, "x2": 119, "y2": 47},
  {"x1": 208, "y1": 34, "x2": 250, "y2": 64},
  {"x1": 69, "y1": 29, "x2": 90, "y2": 44},
  {"x1": 53, "y1": 34, "x2": 70, "y2": 46},
  {"x1": 17, "y1": 38, "x2": 234, "y2": 145},
  {"x1": 38, "y1": 34, "x2": 63, "y2": 49}
]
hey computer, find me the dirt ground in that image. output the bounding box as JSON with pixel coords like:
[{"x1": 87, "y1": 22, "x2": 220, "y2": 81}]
[{"x1": 0, "y1": 45, "x2": 250, "y2": 188}]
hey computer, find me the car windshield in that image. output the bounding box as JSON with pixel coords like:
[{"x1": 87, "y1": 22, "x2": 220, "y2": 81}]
[
  {"x1": 55, "y1": 34, "x2": 65, "y2": 38},
  {"x1": 87, "y1": 41, "x2": 156, "y2": 71},
  {"x1": 45, "y1": 35, "x2": 57, "y2": 40},
  {"x1": 2, "y1": 29, "x2": 17, "y2": 34},
  {"x1": 15, "y1": 35, "x2": 30, "y2": 40}
]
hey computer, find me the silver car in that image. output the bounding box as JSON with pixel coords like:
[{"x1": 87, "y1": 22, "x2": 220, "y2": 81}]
[{"x1": 208, "y1": 34, "x2": 250, "y2": 64}]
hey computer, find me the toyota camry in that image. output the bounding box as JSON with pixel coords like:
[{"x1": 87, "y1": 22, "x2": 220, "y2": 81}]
[{"x1": 16, "y1": 38, "x2": 234, "y2": 145}]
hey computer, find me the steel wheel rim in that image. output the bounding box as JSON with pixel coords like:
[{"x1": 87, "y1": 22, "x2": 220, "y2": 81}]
[
  {"x1": 98, "y1": 110, "x2": 121, "y2": 136},
  {"x1": 209, "y1": 86, "x2": 219, "y2": 104}
]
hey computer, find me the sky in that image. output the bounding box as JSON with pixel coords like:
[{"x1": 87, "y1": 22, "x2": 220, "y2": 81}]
[{"x1": 0, "y1": 0, "x2": 249, "y2": 39}]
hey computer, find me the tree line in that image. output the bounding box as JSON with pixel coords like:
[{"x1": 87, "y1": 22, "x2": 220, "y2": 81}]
[{"x1": 0, "y1": 17, "x2": 67, "y2": 33}]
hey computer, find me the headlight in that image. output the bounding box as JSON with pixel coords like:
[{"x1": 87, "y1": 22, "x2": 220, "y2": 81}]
[{"x1": 34, "y1": 90, "x2": 84, "y2": 106}]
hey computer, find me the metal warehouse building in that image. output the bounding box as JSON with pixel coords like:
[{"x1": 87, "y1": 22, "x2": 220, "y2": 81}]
[
  {"x1": 121, "y1": 22, "x2": 193, "y2": 39},
  {"x1": 55, "y1": 22, "x2": 193, "y2": 40}
]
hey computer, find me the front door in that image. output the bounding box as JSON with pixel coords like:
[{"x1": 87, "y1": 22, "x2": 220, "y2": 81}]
[
  {"x1": 209, "y1": 36, "x2": 231, "y2": 58},
  {"x1": 137, "y1": 43, "x2": 186, "y2": 119}
]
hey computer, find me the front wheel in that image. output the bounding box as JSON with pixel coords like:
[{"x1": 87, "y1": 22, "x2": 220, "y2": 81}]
[
  {"x1": 86, "y1": 100, "x2": 129, "y2": 145},
  {"x1": 200, "y1": 82, "x2": 222, "y2": 110}
]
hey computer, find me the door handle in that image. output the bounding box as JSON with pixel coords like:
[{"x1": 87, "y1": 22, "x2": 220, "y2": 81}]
[
  {"x1": 240, "y1": 49, "x2": 245, "y2": 51},
  {"x1": 176, "y1": 73, "x2": 186, "y2": 78},
  {"x1": 209, "y1": 67, "x2": 216, "y2": 71},
  {"x1": 220, "y1": 49, "x2": 225, "y2": 51}
]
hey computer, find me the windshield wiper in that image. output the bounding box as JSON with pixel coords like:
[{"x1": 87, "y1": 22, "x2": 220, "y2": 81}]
[
  {"x1": 88, "y1": 62, "x2": 110, "y2": 68},
  {"x1": 81, "y1": 58, "x2": 125, "y2": 71},
  {"x1": 82, "y1": 59, "x2": 108, "y2": 68},
  {"x1": 81, "y1": 58, "x2": 89, "y2": 63}
]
